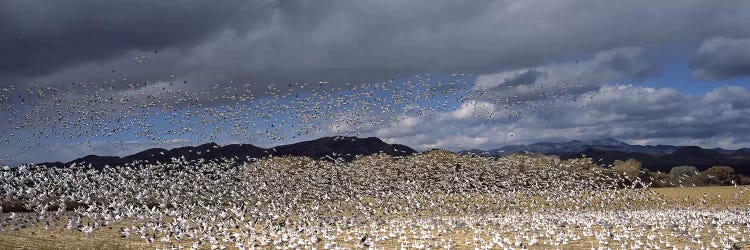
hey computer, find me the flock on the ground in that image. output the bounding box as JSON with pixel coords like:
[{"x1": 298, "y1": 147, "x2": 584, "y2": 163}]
[{"x1": 1, "y1": 151, "x2": 749, "y2": 249}]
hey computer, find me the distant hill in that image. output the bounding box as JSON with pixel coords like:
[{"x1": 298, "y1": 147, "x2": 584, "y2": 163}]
[
  {"x1": 732, "y1": 148, "x2": 750, "y2": 158},
  {"x1": 32, "y1": 137, "x2": 750, "y2": 176},
  {"x1": 557, "y1": 147, "x2": 750, "y2": 175},
  {"x1": 460, "y1": 138, "x2": 682, "y2": 156},
  {"x1": 462, "y1": 138, "x2": 750, "y2": 175},
  {"x1": 271, "y1": 136, "x2": 415, "y2": 161},
  {"x1": 37, "y1": 136, "x2": 416, "y2": 169}
]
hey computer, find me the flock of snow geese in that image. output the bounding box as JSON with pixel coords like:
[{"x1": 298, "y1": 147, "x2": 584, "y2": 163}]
[
  {"x1": 1, "y1": 74, "x2": 475, "y2": 152},
  {"x1": 1, "y1": 70, "x2": 640, "y2": 164},
  {"x1": 1, "y1": 152, "x2": 749, "y2": 249}
]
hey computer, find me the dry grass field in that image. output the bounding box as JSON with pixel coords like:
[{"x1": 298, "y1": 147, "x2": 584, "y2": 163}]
[
  {"x1": 1, "y1": 154, "x2": 749, "y2": 249},
  {"x1": 653, "y1": 185, "x2": 750, "y2": 207},
  {"x1": 2, "y1": 185, "x2": 748, "y2": 249}
]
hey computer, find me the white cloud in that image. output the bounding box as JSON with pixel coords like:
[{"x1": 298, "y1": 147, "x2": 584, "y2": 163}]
[{"x1": 375, "y1": 84, "x2": 750, "y2": 151}]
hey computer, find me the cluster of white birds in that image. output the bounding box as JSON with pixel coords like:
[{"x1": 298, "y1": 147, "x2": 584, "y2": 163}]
[
  {"x1": 1, "y1": 75, "x2": 469, "y2": 150},
  {"x1": 1, "y1": 152, "x2": 748, "y2": 249},
  {"x1": 0, "y1": 72, "x2": 651, "y2": 165}
]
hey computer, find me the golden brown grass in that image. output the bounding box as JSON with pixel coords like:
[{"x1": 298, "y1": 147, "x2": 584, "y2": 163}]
[
  {"x1": 653, "y1": 185, "x2": 750, "y2": 207},
  {"x1": 2, "y1": 186, "x2": 748, "y2": 249},
  {"x1": 0, "y1": 220, "x2": 146, "y2": 250}
]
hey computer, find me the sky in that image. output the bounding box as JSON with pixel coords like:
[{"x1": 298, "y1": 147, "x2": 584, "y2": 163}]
[{"x1": 2, "y1": 0, "x2": 750, "y2": 165}]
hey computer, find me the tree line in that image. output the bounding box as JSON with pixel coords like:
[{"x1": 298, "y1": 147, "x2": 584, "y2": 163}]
[{"x1": 613, "y1": 159, "x2": 749, "y2": 187}]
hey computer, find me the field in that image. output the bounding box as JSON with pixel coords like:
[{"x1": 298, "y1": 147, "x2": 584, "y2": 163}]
[{"x1": 1, "y1": 153, "x2": 749, "y2": 249}]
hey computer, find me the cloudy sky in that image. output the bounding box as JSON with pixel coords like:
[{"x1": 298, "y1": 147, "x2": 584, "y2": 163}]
[{"x1": 2, "y1": 0, "x2": 750, "y2": 164}]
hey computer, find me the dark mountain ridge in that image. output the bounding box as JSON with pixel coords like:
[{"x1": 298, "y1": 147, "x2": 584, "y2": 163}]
[
  {"x1": 271, "y1": 136, "x2": 415, "y2": 160},
  {"x1": 37, "y1": 136, "x2": 416, "y2": 169},
  {"x1": 30, "y1": 137, "x2": 750, "y2": 176},
  {"x1": 463, "y1": 139, "x2": 750, "y2": 175},
  {"x1": 557, "y1": 147, "x2": 750, "y2": 175},
  {"x1": 461, "y1": 138, "x2": 682, "y2": 156},
  {"x1": 732, "y1": 148, "x2": 750, "y2": 158}
]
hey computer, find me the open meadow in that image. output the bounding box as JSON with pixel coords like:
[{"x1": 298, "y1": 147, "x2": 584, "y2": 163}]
[{"x1": 2, "y1": 152, "x2": 749, "y2": 249}]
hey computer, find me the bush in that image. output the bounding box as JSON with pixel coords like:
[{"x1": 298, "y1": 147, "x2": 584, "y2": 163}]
[
  {"x1": 647, "y1": 172, "x2": 673, "y2": 187},
  {"x1": 701, "y1": 166, "x2": 737, "y2": 186},
  {"x1": 613, "y1": 159, "x2": 643, "y2": 179},
  {"x1": 740, "y1": 175, "x2": 750, "y2": 185},
  {"x1": 670, "y1": 165, "x2": 698, "y2": 179},
  {"x1": 687, "y1": 174, "x2": 708, "y2": 186}
]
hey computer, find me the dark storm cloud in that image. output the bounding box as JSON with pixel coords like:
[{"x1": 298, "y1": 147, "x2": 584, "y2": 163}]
[
  {"x1": 473, "y1": 47, "x2": 661, "y2": 102},
  {"x1": 499, "y1": 70, "x2": 544, "y2": 88},
  {"x1": 0, "y1": 0, "x2": 270, "y2": 78},
  {"x1": 5, "y1": 0, "x2": 750, "y2": 87},
  {"x1": 690, "y1": 37, "x2": 750, "y2": 80}
]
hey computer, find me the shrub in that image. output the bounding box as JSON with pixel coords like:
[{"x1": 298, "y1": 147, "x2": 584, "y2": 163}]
[
  {"x1": 647, "y1": 172, "x2": 673, "y2": 187},
  {"x1": 670, "y1": 165, "x2": 698, "y2": 179},
  {"x1": 740, "y1": 175, "x2": 750, "y2": 185},
  {"x1": 613, "y1": 159, "x2": 643, "y2": 178},
  {"x1": 701, "y1": 166, "x2": 737, "y2": 186},
  {"x1": 687, "y1": 174, "x2": 708, "y2": 186}
]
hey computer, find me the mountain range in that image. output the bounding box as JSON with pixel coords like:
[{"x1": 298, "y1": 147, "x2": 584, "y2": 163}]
[
  {"x1": 34, "y1": 137, "x2": 750, "y2": 176},
  {"x1": 461, "y1": 138, "x2": 750, "y2": 175},
  {"x1": 37, "y1": 136, "x2": 417, "y2": 169},
  {"x1": 460, "y1": 138, "x2": 684, "y2": 156}
]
